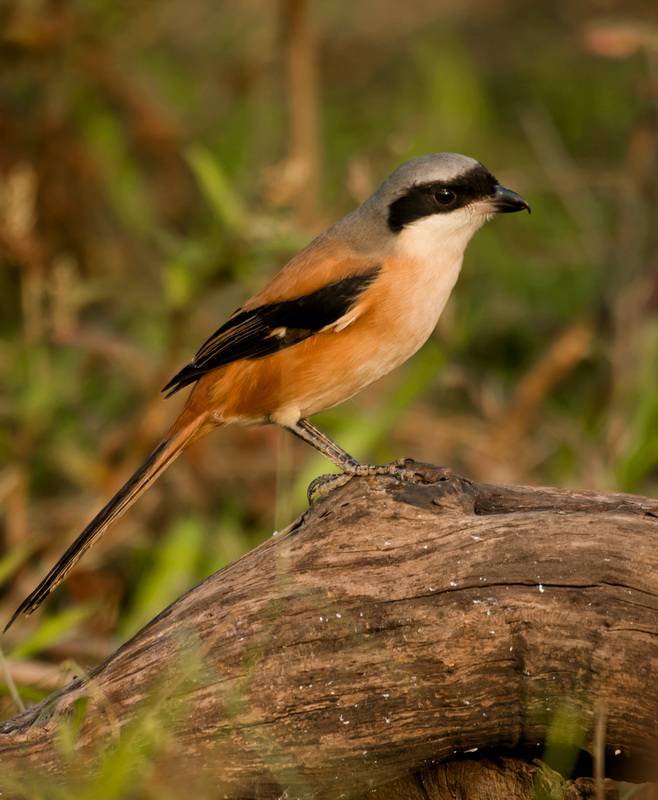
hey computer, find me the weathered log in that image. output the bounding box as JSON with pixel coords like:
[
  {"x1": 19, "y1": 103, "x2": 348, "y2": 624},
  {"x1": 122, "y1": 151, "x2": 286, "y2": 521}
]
[
  {"x1": 367, "y1": 758, "x2": 639, "y2": 800},
  {"x1": 1, "y1": 463, "x2": 657, "y2": 798}
]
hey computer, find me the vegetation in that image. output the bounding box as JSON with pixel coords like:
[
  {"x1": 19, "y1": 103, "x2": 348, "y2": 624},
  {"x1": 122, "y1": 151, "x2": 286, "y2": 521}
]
[{"x1": 0, "y1": 1, "x2": 657, "y2": 795}]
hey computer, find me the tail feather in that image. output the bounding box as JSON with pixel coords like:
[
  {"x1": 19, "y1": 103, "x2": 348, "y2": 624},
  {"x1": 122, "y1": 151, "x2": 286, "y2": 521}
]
[{"x1": 4, "y1": 416, "x2": 206, "y2": 634}]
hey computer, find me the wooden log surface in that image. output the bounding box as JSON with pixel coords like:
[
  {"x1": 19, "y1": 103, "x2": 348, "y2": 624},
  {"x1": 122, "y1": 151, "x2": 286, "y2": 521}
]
[{"x1": 1, "y1": 462, "x2": 658, "y2": 798}]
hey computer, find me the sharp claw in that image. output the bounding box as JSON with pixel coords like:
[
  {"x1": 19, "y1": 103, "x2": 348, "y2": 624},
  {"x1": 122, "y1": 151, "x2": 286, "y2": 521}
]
[
  {"x1": 307, "y1": 473, "x2": 353, "y2": 504},
  {"x1": 307, "y1": 460, "x2": 421, "y2": 504}
]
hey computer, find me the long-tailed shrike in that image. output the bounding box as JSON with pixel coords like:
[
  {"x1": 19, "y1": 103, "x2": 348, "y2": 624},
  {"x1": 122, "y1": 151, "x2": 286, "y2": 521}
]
[{"x1": 6, "y1": 152, "x2": 529, "y2": 630}]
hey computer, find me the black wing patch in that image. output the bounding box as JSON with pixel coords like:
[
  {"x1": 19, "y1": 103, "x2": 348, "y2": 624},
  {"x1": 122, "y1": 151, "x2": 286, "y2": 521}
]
[{"x1": 162, "y1": 266, "x2": 380, "y2": 397}]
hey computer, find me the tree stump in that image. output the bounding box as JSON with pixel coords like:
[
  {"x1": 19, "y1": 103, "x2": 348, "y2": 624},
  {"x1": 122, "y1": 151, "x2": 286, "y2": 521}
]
[{"x1": 1, "y1": 463, "x2": 657, "y2": 798}]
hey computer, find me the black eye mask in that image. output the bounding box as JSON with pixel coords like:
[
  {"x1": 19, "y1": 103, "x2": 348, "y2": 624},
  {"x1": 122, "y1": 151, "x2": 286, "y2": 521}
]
[{"x1": 387, "y1": 164, "x2": 498, "y2": 232}]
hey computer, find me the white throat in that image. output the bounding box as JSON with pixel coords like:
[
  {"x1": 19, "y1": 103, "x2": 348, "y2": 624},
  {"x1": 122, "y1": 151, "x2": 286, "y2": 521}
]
[
  {"x1": 395, "y1": 208, "x2": 486, "y2": 267},
  {"x1": 391, "y1": 210, "x2": 487, "y2": 347}
]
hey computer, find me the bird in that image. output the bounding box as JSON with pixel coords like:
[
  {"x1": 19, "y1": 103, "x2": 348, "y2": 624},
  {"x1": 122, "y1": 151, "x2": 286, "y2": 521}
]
[{"x1": 4, "y1": 152, "x2": 529, "y2": 632}]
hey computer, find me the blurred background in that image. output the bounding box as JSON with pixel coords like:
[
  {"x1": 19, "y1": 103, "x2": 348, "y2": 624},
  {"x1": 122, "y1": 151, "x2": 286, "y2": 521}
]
[{"x1": 1, "y1": 0, "x2": 658, "y2": 714}]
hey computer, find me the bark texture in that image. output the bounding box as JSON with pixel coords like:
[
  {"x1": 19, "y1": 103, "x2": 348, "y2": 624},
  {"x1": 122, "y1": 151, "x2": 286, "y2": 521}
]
[{"x1": 1, "y1": 463, "x2": 658, "y2": 798}]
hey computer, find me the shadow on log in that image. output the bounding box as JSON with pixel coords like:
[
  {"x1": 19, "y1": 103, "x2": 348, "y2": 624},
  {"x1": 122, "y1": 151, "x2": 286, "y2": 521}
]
[{"x1": 1, "y1": 463, "x2": 658, "y2": 798}]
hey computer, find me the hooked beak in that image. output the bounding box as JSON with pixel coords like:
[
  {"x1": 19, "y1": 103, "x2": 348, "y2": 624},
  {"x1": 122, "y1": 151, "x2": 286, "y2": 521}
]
[{"x1": 492, "y1": 184, "x2": 530, "y2": 214}]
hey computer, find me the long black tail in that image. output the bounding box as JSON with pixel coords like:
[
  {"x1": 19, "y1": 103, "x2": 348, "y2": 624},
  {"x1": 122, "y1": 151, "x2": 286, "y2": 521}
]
[{"x1": 4, "y1": 417, "x2": 205, "y2": 633}]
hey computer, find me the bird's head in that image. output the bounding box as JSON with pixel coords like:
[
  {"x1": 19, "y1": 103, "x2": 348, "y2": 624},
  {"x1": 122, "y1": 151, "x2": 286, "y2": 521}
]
[{"x1": 359, "y1": 153, "x2": 529, "y2": 259}]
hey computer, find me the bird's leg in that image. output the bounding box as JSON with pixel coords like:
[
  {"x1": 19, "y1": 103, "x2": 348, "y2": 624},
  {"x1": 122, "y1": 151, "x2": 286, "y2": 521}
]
[
  {"x1": 286, "y1": 418, "x2": 360, "y2": 471},
  {"x1": 286, "y1": 418, "x2": 418, "y2": 503}
]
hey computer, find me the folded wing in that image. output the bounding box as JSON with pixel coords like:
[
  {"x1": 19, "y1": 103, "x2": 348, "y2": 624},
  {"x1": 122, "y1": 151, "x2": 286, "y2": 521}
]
[{"x1": 162, "y1": 265, "x2": 380, "y2": 397}]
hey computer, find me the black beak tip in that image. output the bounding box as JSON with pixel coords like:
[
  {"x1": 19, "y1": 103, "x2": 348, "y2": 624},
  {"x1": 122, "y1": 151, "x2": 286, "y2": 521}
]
[{"x1": 493, "y1": 184, "x2": 530, "y2": 214}]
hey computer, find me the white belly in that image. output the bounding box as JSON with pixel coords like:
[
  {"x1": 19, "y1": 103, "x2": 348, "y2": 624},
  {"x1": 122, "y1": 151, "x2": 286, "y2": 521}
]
[
  {"x1": 293, "y1": 210, "x2": 482, "y2": 419},
  {"x1": 393, "y1": 255, "x2": 463, "y2": 357},
  {"x1": 313, "y1": 252, "x2": 464, "y2": 415}
]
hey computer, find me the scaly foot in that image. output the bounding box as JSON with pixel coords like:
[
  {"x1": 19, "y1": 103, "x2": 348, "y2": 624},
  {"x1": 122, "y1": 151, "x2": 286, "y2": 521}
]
[
  {"x1": 306, "y1": 472, "x2": 353, "y2": 504},
  {"x1": 307, "y1": 459, "x2": 420, "y2": 504}
]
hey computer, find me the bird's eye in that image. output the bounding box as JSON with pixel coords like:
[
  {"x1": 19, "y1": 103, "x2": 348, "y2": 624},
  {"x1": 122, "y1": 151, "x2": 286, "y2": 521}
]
[{"x1": 433, "y1": 188, "x2": 457, "y2": 206}]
